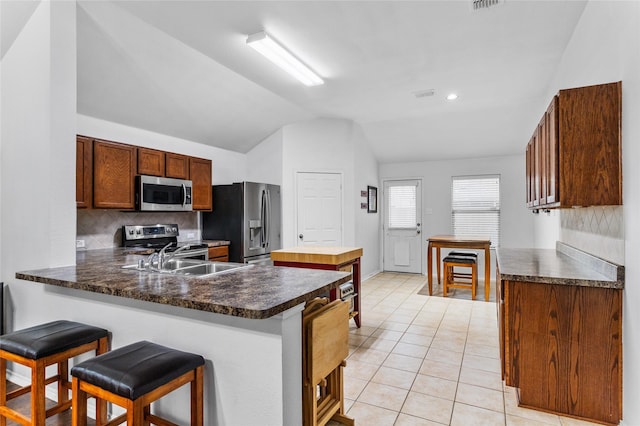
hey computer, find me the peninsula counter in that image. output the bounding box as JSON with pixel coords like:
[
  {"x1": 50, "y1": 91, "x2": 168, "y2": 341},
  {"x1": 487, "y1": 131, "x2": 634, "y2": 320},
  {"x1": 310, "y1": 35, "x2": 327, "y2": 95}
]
[{"x1": 14, "y1": 248, "x2": 351, "y2": 425}]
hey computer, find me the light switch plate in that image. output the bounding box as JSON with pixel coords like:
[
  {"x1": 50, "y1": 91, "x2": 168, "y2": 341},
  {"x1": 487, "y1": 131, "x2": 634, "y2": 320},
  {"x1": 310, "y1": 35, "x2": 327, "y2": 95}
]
[
  {"x1": 76, "y1": 239, "x2": 85, "y2": 248},
  {"x1": 425, "y1": 208, "x2": 433, "y2": 215}
]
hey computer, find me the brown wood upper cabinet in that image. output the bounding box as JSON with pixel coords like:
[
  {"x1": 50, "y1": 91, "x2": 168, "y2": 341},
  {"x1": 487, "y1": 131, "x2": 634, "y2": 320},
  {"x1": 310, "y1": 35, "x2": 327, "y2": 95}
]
[
  {"x1": 526, "y1": 81, "x2": 621, "y2": 209},
  {"x1": 190, "y1": 157, "x2": 213, "y2": 211},
  {"x1": 137, "y1": 147, "x2": 166, "y2": 177},
  {"x1": 165, "y1": 152, "x2": 190, "y2": 180},
  {"x1": 92, "y1": 139, "x2": 137, "y2": 210},
  {"x1": 76, "y1": 136, "x2": 93, "y2": 208},
  {"x1": 77, "y1": 136, "x2": 212, "y2": 210}
]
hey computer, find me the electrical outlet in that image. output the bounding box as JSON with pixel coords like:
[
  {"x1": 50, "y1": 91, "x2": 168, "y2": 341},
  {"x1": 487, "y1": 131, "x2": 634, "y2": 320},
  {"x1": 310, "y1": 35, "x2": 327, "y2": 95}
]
[
  {"x1": 187, "y1": 232, "x2": 196, "y2": 239},
  {"x1": 76, "y1": 239, "x2": 85, "y2": 248},
  {"x1": 425, "y1": 208, "x2": 433, "y2": 215}
]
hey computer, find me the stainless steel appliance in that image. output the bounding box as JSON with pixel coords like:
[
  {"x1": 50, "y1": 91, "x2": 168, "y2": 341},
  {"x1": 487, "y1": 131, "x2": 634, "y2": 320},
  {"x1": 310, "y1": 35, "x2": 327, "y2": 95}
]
[
  {"x1": 122, "y1": 224, "x2": 208, "y2": 260},
  {"x1": 136, "y1": 175, "x2": 193, "y2": 212},
  {"x1": 339, "y1": 282, "x2": 356, "y2": 315},
  {"x1": 202, "y1": 182, "x2": 281, "y2": 264}
]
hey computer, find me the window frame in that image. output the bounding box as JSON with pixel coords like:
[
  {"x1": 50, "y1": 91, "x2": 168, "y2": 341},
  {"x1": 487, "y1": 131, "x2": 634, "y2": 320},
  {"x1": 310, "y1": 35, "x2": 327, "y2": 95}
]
[{"x1": 451, "y1": 174, "x2": 501, "y2": 248}]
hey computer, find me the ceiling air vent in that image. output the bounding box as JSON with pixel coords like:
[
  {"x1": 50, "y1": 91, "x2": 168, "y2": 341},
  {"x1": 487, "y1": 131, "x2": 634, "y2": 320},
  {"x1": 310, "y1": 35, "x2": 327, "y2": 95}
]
[
  {"x1": 413, "y1": 89, "x2": 435, "y2": 99},
  {"x1": 471, "y1": 0, "x2": 504, "y2": 11}
]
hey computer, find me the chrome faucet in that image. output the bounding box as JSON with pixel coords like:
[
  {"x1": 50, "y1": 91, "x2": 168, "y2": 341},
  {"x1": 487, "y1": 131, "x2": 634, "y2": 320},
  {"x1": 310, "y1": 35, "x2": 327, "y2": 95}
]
[{"x1": 158, "y1": 243, "x2": 192, "y2": 270}]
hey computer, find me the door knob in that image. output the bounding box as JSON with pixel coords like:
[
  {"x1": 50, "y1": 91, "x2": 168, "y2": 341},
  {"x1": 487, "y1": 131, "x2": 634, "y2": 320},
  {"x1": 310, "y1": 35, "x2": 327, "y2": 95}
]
[{"x1": 299, "y1": 234, "x2": 303, "y2": 240}]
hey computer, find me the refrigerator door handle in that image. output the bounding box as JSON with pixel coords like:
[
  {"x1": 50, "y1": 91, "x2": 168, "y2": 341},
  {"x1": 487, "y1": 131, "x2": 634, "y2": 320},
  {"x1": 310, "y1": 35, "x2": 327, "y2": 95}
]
[
  {"x1": 265, "y1": 189, "x2": 271, "y2": 248},
  {"x1": 261, "y1": 190, "x2": 267, "y2": 248}
]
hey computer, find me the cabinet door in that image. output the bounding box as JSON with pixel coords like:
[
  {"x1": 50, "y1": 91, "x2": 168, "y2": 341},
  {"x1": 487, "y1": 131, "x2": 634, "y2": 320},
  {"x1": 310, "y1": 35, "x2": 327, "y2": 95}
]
[
  {"x1": 558, "y1": 82, "x2": 622, "y2": 206},
  {"x1": 93, "y1": 140, "x2": 137, "y2": 209},
  {"x1": 525, "y1": 143, "x2": 532, "y2": 207},
  {"x1": 166, "y1": 153, "x2": 190, "y2": 179},
  {"x1": 532, "y1": 130, "x2": 540, "y2": 207},
  {"x1": 137, "y1": 147, "x2": 165, "y2": 176},
  {"x1": 546, "y1": 97, "x2": 559, "y2": 204},
  {"x1": 208, "y1": 246, "x2": 228, "y2": 262},
  {"x1": 76, "y1": 136, "x2": 93, "y2": 209},
  {"x1": 538, "y1": 115, "x2": 548, "y2": 204},
  {"x1": 507, "y1": 280, "x2": 622, "y2": 424},
  {"x1": 190, "y1": 157, "x2": 212, "y2": 211}
]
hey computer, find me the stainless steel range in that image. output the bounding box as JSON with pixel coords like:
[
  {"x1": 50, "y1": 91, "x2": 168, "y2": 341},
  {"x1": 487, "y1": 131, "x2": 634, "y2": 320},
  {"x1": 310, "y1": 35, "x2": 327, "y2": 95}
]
[{"x1": 122, "y1": 224, "x2": 208, "y2": 260}]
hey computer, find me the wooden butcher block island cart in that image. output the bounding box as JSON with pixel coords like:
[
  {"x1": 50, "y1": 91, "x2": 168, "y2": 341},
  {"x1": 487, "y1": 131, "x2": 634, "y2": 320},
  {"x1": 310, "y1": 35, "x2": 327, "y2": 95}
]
[
  {"x1": 272, "y1": 246, "x2": 363, "y2": 328},
  {"x1": 272, "y1": 247, "x2": 362, "y2": 426}
]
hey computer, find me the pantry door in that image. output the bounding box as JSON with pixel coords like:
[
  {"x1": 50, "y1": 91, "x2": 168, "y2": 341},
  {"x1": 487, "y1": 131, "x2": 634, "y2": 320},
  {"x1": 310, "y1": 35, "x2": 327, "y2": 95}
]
[
  {"x1": 383, "y1": 179, "x2": 422, "y2": 273},
  {"x1": 296, "y1": 172, "x2": 343, "y2": 246}
]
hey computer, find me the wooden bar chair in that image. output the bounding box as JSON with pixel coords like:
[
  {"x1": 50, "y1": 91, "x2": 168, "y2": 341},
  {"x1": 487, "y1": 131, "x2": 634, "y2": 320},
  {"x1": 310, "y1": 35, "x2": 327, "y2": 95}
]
[
  {"x1": 71, "y1": 340, "x2": 204, "y2": 426},
  {"x1": 443, "y1": 255, "x2": 478, "y2": 300},
  {"x1": 0, "y1": 320, "x2": 109, "y2": 425}
]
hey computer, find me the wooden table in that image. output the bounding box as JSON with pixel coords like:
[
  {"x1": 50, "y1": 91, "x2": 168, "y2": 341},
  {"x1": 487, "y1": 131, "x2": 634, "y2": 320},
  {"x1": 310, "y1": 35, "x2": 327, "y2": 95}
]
[
  {"x1": 427, "y1": 235, "x2": 491, "y2": 301},
  {"x1": 272, "y1": 247, "x2": 363, "y2": 328}
]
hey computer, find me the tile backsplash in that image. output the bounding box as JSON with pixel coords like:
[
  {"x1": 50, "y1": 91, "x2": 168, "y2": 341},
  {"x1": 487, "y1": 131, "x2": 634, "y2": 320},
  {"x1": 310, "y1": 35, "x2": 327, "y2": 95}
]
[
  {"x1": 559, "y1": 206, "x2": 624, "y2": 265},
  {"x1": 77, "y1": 210, "x2": 200, "y2": 250}
]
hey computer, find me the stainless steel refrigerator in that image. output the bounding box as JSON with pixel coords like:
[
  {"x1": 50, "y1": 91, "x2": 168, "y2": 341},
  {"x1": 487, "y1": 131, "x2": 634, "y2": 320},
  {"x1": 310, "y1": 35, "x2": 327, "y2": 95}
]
[{"x1": 202, "y1": 182, "x2": 281, "y2": 264}]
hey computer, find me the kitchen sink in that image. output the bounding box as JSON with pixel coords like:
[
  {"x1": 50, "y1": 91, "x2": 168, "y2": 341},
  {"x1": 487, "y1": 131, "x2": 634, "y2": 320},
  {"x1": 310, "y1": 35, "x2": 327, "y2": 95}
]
[
  {"x1": 122, "y1": 259, "x2": 250, "y2": 277},
  {"x1": 173, "y1": 262, "x2": 249, "y2": 277}
]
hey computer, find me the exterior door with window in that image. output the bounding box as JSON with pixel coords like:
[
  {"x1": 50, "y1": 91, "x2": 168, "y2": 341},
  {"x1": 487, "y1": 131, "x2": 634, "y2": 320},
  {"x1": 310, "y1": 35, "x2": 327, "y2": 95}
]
[
  {"x1": 383, "y1": 179, "x2": 422, "y2": 273},
  {"x1": 296, "y1": 172, "x2": 343, "y2": 246}
]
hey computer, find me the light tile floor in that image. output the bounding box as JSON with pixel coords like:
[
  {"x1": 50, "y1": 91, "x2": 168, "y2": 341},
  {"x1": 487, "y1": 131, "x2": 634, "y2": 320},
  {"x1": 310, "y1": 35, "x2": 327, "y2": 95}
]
[{"x1": 328, "y1": 272, "x2": 604, "y2": 426}]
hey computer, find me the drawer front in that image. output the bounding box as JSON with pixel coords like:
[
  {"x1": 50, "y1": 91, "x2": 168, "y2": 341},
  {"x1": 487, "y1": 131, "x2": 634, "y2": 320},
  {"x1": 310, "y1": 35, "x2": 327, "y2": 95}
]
[{"x1": 208, "y1": 246, "x2": 229, "y2": 260}]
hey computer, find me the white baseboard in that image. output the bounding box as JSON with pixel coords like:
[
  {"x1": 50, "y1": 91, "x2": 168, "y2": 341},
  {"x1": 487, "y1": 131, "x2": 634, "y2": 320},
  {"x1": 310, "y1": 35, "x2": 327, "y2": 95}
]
[{"x1": 362, "y1": 269, "x2": 382, "y2": 281}]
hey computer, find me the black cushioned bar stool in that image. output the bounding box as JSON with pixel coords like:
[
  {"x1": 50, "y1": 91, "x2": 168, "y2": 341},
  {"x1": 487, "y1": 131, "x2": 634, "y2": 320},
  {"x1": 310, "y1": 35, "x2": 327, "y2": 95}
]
[
  {"x1": 443, "y1": 255, "x2": 478, "y2": 300},
  {"x1": 447, "y1": 250, "x2": 478, "y2": 260},
  {"x1": 0, "y1": 320, "x2": 110, "y2": 425},
  {"x1": 71, "y1": 340, "x2": 205, "y2": 426}
]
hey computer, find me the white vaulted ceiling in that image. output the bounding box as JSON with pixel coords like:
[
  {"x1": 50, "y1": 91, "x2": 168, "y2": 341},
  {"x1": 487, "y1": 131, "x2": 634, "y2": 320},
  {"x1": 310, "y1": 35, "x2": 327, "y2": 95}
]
[{"x1": 74, "y1": 1, "x2": 587, "y2": 163}]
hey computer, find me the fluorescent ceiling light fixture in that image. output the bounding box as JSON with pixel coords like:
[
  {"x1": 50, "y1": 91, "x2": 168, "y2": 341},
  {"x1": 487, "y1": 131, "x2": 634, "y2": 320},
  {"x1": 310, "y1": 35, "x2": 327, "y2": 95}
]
[
  {"x1": 247, "y1": 31, "x2": 324, "y2": 87},
  {"x1": 447, "y1": 93, "x2": 458, "y2": 100}
]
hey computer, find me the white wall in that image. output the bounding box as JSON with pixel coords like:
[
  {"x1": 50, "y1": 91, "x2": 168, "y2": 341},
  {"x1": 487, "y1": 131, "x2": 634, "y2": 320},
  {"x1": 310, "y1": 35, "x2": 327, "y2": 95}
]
[
  {"x1": 353, "y1": 124, "x2": 381, "y2": 279},
  {"x1": 532, "y1": 2, "x2": 640, "y2": 424},
  {"x1": 1, "y1": 0, "x2": 77, "y2": 279},
  {"x1": 245, "y1": 128, "x2": 283, "y2": 186},
  {"x1": 380, "y1": 154, "x2": 534, "y2": 278},
  {"x1": 256, "y1": 118, "x2": 381, "y2": 278}
]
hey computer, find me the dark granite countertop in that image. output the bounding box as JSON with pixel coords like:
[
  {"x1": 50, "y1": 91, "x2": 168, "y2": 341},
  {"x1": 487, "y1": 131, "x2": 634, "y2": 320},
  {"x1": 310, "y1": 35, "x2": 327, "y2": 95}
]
[
  {"x1": 496, "y1": 242, "x2": 624, "y2": 289},
  {"x1": 16, "y1": 248, "x2": 351, "y2": 319}
]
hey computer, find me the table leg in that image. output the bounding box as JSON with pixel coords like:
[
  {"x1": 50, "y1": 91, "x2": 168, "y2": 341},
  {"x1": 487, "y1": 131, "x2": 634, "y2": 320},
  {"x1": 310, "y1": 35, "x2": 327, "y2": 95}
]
[
  {"x1": 484, "y1": 245, "x2": 491, "y2": 302},
  {"x1": 427, "y1": 242, "x2": 433, "y2": 295},
  {"x1": 436, "y1": 247, "x2": 441, "y2": 284},
  {"x1": 353, "y1": 258, "x2": 361, "y2": 328}
]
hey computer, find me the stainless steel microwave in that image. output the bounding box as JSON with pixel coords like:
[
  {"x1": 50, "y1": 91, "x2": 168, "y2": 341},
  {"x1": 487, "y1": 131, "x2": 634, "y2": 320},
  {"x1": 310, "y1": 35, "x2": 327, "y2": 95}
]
[{"x1": 136, "y1": 175, "x2": 193, "y2": 211}]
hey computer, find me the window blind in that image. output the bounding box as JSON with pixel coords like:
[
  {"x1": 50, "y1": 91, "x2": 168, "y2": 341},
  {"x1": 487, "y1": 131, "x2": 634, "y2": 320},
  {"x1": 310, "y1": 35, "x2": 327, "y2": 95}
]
[
  {"x1": 388, "y1": 185, "x2": 417, "y2": 229},
  {"x1": 451, "y1": 175, "x2": 500, "y2": 247}
]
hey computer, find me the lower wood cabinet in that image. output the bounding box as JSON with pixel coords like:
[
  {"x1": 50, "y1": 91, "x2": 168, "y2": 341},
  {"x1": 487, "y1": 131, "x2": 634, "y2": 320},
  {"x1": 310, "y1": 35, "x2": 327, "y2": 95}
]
[
  {"x1": 208, "y1": 246, "x2": 229, "y2": 262},
  {"x1": 499, "y1": 279, "x2": 622, "y2": 424}
]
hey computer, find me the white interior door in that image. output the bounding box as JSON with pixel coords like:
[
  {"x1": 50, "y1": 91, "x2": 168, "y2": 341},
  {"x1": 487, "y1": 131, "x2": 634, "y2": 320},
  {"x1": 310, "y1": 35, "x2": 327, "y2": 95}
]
[
  {"x1": 383, "y1": 179, "x2": 422, "y2": 273},
  {"x1": 296, "y1": 172, "x2": 343, "y2": 246}
]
